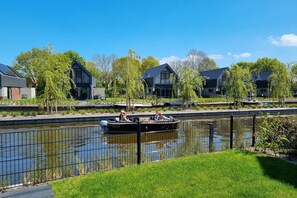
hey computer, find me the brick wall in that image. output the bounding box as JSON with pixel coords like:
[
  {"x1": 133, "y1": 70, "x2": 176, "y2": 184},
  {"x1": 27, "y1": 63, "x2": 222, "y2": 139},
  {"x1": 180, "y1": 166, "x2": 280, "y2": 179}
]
[{"x1": 11, "y1": 88, "x2": 21, "y2": 100}]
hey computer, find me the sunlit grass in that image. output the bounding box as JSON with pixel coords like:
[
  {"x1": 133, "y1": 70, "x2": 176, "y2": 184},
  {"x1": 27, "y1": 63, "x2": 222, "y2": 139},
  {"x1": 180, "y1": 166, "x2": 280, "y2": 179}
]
[{"x1": 51, "y1": 149, "x2": 297, "y2": 198}]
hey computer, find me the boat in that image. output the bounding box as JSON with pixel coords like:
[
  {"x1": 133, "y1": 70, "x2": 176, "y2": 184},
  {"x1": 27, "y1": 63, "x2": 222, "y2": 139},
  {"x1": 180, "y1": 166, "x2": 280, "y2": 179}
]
[
  {"x1": 113, "y1": 103, "x2": 152, "y2": 108},
  {"x1": 105, "y1": 131, "x2": 178, "y2": 144},
  {"x1": 99, "y1": 117, "x2": 180, "y2": 134}
]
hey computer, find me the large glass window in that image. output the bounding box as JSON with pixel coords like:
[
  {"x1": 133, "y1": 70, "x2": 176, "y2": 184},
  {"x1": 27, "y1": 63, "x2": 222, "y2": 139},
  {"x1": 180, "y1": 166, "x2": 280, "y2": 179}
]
[
  {"x1": 75, "y1": 71, "x2": 82, "y2": 83},
  {"x1": 160, "y1": 71, "x2": 170, "y2": 84}
]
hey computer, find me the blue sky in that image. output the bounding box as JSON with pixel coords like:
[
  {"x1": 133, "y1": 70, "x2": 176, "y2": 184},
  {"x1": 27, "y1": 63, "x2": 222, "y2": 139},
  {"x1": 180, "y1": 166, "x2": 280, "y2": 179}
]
[{"x1": 1, "y1": 0, "x2": 297, "y2": 67}]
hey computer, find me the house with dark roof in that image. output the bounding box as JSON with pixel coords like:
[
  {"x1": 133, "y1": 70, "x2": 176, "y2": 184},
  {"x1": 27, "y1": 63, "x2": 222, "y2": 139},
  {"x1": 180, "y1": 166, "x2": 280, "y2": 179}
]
[
  {"x1": 252, "y1": 70, "x2": 272, "y2": 97},
  {"x1": 141, "y1": 63, "x2": 177, "y2": 98},
  {"x1": 0, "y1": 63, "x2": 26, "y2": 99},
  {"x1": 70, "y1": 61, "x2": 96, "y2": 100},
  {"x1": 200, "y1": 67, "x2": 228, "y2": 97}
]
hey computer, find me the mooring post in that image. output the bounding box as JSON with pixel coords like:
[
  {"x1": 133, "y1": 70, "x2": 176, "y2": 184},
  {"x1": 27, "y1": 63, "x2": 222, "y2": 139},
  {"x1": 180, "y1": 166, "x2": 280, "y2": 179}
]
[
  {"x1": 230, "y1": 116, "x2": 234, "y2": 149},
  {"x1": 252, "y1": 115, "x2": 256, "y2": 147},
  {"x1": 137, "y1": 120, "x2": 141, "y2": 164},
  {"x1": 207, "y1": 123, "x2": 214, "y2": 152}
]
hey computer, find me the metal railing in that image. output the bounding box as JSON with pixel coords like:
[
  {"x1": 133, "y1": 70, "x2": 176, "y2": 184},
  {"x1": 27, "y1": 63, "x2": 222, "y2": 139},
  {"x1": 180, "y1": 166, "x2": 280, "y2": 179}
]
[{"x1": 0, "y1": 116, "x2": 257, "y2": 190}]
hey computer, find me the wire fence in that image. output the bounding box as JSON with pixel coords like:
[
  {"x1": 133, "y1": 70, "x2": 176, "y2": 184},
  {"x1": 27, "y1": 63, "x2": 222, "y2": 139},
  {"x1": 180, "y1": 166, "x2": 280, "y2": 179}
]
[{"x1": 0, "y1": 116, "x2": 257, "y2": 190}]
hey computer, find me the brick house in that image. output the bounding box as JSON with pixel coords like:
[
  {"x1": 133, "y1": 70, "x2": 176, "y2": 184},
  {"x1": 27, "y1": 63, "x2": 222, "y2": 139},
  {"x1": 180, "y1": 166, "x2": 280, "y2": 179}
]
[{"x1": 0, "y1": 63, "x2": 26, "y2": 99}]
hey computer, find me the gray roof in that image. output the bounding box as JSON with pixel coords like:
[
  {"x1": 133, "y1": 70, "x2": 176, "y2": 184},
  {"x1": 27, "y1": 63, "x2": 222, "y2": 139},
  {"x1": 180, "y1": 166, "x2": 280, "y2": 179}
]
[
  {"x1": 141, "y1": 63, "x2": 177, "y2": 79},
  {"x1": 252, "y1": 70, "x2": 272, "y2": 81},
  {"x1": 0, "y1": 63, "x2": 19, "y2": 77},
  {"x1": 200, "y1": 67, "x2": 228, "y2": 80},
  {"x1": 0, "y1": 63, "x2": 26, "y2": 87}
]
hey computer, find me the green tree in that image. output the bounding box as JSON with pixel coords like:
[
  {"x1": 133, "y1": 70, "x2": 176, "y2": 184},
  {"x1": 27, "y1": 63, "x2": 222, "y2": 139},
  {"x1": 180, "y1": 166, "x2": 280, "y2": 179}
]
[
  {"x1": 269, "y1": 61, "x2": 291, "y2": 105},
  {"x1": 14, "y1": 45, "x2": 73, "y2": 113},
  {"x1": 226, "y1": 64, "x2": 255, "y2": 107},
  {"x1": 14, "y1": 47, "x2": 50, "y2": 89},
  {"x1": 112, "y1": 50, "x2": 143, "y2": 111},
  {"x1": 236, "y1": 62, "x2": 255, "y2": 70},
  {"x1": 141, "y1": 56, "x2": 159, "y2": 73},
  {"x1": 289, "y1": 62, "x2": 297, "y2": 93},
  {"x1": 175, "y1": 67, "x2": 205, "y2": 109},
  {"x1": 252, "y1": 58, "x2": 279, "y2": 74},
  {"x1": 86, "y1": 61, "x2": 101, "y2": 87},
  {"x1": 64, "y1": 50, "x2": 86, "y2": 67}
]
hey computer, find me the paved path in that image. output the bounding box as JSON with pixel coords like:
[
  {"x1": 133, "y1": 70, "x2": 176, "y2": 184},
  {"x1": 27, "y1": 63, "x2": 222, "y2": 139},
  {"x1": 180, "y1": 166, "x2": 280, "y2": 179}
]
[{"x1": 0, "y1": 184, "x2": 53, "y2": 198}]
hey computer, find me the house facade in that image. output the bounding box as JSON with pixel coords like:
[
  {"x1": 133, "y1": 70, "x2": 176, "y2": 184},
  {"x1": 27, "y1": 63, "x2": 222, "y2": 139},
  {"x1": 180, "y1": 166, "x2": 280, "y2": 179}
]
[
  {"x1": 141, "y1": 63, "x2": 177, "y2": 98},
  {"x1": 253, "y1": 70, "x2": 272, "y2": 97},
  {"x1": 71, "y1": 61, "x2": 96, "y2": 100},
  {"x1": 200, "y1": 67, "x2": 228, "y2": 97},
  {"x1": 0, "y1": 63, "x2": 26, "y2": 99}
]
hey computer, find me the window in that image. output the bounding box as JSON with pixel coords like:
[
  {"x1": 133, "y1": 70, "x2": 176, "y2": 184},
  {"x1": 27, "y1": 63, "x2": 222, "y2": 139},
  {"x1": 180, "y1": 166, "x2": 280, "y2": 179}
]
[
  {"x1": 261, "y1": 89, "x2": 267, "y2": 93},
  {"x1": 75, "y1": 71, "x2": 82, "y2": 83},
  {"x1": 160, "y1": 71, "x2": 170, "y2": 84}
]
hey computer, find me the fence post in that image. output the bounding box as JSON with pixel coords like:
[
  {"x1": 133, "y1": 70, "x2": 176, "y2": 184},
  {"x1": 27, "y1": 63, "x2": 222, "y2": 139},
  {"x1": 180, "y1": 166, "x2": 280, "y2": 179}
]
[
  {"x1": 137, "y1": 120, "x2": 141, "y2": 165},
  {"x1": 230, "y1": 116, "x2": 234, "y2": 149},
  {"x1": 207, "y1": 123, "x2": 214, "y2": 152},
  {"x1": 252, "y1": 115, "x2": 256, "y2": 147}
]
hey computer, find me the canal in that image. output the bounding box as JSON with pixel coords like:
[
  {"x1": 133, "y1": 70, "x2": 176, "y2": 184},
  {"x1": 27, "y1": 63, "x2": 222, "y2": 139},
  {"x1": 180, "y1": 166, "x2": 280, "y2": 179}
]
[{"x1": 0, "y1": 115, "x2": 277, "y2": 187}]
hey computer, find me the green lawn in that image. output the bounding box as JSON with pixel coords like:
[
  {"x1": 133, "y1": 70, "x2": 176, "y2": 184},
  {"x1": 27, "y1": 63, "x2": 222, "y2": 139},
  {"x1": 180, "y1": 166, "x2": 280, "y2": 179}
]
[{"x1": 51, "y1": 150, "x2": 297, "y2": 198}]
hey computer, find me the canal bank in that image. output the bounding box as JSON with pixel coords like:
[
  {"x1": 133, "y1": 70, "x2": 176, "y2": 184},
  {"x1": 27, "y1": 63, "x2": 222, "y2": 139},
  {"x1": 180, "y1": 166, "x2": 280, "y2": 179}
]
[{"x1": 1, "y1": 107, "x2": 297, "y2": 126}]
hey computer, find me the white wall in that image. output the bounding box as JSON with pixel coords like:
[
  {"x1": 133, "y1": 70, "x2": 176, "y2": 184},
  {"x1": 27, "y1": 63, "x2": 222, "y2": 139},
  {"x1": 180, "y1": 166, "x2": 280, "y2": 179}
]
[
  {"x1": 0, "y1": 87, "x2": 8, "y2": 98},
  {"x1": 20, "y1": 88, "x2": 36, "y2": 99}
]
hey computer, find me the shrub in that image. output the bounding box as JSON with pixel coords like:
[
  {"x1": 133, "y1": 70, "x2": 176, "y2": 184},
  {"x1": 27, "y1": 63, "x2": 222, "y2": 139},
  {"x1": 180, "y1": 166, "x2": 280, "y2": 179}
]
[
  {"x1": 12, "y1": 112, "x2": 19, "y2": 117},
  {"x1": 2, "y1": 112, "x2": 8, "y2": 117},
  {"x1": 79, "y1": 110, "x2": 86, "y2": 115},
  {"x1": 256, "y1": 115, "x2": 297, "y2": 155}
]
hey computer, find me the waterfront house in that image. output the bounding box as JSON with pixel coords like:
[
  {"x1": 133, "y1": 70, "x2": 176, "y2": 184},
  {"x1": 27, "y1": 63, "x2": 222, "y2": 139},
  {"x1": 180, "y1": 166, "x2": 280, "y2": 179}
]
[
  {"x1": 141, "y1": 63, "x2": 177, "y2": 98},
  {"x1": 71, "y1": 61, "x2": 96, "y2": 100},
  {"x1": 252, "y1": 70, "x2": 272, "y2": 97},
  {"x1": 0, "y1": 63, "x2": 26, "y2": 99},
  {"x1": 200, "y1": 67, "x2": 228, "y2": 97}
]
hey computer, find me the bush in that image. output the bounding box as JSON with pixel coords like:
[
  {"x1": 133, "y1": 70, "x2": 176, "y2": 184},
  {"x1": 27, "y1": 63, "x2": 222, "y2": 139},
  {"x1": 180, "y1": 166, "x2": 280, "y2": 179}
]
[
  {"x1": 256, "y1": 115, "x2": 297, "y2": 155},
  {"x1": 2, "y1": 112, "x2": 8, "y2": 117}
]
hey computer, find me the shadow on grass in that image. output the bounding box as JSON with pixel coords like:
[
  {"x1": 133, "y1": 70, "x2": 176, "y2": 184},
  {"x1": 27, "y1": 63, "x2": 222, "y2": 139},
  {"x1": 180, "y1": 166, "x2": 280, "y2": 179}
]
[{"x1": 257, "y1": 156, "x2": 297, "y2": 188}]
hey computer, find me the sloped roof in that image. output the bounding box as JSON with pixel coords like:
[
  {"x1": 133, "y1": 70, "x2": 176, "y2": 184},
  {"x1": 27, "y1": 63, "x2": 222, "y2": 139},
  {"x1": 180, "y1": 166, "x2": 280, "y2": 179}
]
[
  {"x1": 252, "y1": 70, "x2": 272, "y2": 81},
  {"x1": 200, "y1": 67, "x2": 228, "y2": 80},
  {"x1": 141, "y1": 63, "x2": 176, "y2": 79},
  {"x1": 0, "y1": 63, "x2": 19, "y2": 77}
]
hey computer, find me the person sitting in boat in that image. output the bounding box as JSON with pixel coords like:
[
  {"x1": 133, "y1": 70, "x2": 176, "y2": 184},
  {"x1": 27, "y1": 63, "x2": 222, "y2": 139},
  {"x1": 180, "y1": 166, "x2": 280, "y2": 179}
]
[
  {"x1": 156, "y1": 112, "x2": 170, "y2": 121},
  {"x1": 119, "y1": 110, "x2": 125, "y2": 121},
  {"x1": 120, "y1": 111, "x2": 132, "y2": 122}
]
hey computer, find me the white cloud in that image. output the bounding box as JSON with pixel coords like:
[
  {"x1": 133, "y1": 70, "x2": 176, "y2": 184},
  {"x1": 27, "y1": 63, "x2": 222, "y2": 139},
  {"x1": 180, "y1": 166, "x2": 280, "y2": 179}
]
[
  {"x1": 208, "y1": 54, "x2": 224, "y2": 60},
  {"x1": 233, "y1": 52, "x2": 251, "y2": 59},
  {"x1": 268, "y1": 34, "x2": 297, "y2": 46},
  {"x1": 159, "y1": 56, "x2": 179, "y2": 64},
  {"x1": 227, "y1": 52, "x2": 232, "y2": 56}
]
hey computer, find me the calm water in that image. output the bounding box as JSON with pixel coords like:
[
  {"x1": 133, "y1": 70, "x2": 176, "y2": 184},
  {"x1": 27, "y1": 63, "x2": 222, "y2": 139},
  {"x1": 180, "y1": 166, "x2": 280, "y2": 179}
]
[{"x1": 0, "y1": 116, "x2": 271, "y2": 186}]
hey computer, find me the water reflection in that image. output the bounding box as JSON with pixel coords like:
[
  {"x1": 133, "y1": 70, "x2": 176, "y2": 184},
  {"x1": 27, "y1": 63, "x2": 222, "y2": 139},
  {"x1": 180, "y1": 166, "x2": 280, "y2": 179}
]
[{"x1": 0, "y1": 116, "x2": 261, "y2": 187}]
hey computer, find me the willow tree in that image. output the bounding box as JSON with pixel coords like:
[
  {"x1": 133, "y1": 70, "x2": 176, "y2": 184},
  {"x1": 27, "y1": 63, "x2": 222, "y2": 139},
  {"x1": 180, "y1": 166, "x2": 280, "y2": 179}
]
[
  {"x1": 175, "y1": 67, "x2": 205, "y2": 109},
  {"x1": 226, "y1": 64, "x2": 255, "y2": 107},
  {"x1": 14, "y1": 45, "x2": 73, "y2": 113},
  {"x1": 270, "y1": 61, "x2": 291, "y2": 105},
  {"x1": 112, "y1": 50, "x2": 143, "y2": 111}
]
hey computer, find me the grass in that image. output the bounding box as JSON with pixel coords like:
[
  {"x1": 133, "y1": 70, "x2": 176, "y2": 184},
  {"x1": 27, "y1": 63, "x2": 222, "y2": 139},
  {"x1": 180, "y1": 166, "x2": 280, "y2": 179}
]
[{"x1": 51, "y1": 149, "x2": 297, "y2": 198}]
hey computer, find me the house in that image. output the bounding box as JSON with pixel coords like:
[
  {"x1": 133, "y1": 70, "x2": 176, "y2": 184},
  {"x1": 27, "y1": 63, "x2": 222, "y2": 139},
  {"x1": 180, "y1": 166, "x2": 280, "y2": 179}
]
[
  {"x1": 70, "y1": 61, "x2": 96, "y2": 100},
  {"x1": 200, "y1": 67, "x2": 228, "y2": 97},
  {"x1": 0, "y1": 63, "x2": 26, "y2": 99},
  {"x1": 141, "y1": 63, "x2": 177, "y2": 98},
  {"x1": 252, "y1": 70, "x2": 272, "y2": 97}
]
